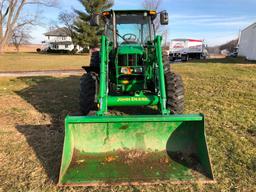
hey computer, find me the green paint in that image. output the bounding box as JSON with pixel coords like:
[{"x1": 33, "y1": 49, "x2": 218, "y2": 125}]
[
  {"x1": 118, "y1": 44, "x2": 144, "y2": 55},
  {"x1": 92, "y1": 10, "x2": 169, "y2": 114},
  {"x1": 97, "y1": 36, "x2": 108, "y2": 116},
  {"x1": 154, "y1": 36, "x2": 169, "y2": 115},
  {"x1": 107, "y1": 95, "x2": 159, "y2": 106},
  {"x1": 59, "y1": 115, "x2": 213, "y2": 185}
]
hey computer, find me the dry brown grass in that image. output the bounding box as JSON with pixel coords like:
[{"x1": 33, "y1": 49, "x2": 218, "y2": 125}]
[
  {"x1": 0, "y1": 60, "x2": 255, "y2": 191},
  {"x1": 208, "y1": 54, "x2": 226, "y2": 59},
  {"x1": 0, "y1": 52, "x2": 89, "y2": 72},
  {"x1": 3, "y1": 44, "x2": 41, "y2": 53}
]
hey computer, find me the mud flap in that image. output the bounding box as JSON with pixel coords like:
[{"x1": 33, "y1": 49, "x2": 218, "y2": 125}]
[{"x1": 58, "y1": 114, "x2": 214, "y2": 186}]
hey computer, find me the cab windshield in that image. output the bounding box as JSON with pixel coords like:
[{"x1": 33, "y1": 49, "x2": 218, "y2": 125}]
[
  {"x1": 105, "y1": 12, "x2": 153, "y2": 45},
  {"x1": 116, "y1": 13, "x2": 152, "y2": 44}
]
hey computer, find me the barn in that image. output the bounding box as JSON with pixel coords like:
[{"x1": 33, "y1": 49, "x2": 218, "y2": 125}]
[{"x1": 238, "y1": 22, "x2": 256, "y2": 60}]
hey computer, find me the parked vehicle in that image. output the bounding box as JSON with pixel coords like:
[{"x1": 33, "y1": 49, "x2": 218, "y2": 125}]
[
  {"x1": 169, "y1": 39, "x2": 208, "y2": 61},
  {"x1": 228, "y1": 47, "x2": 239, "y2": 58}
]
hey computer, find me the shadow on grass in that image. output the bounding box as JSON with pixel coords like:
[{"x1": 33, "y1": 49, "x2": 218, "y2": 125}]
[
  {"x1": 15, "y1": 76, "x2": 80, "y2": 182},
  {"x1": 13, "y1": 76, "x2": 158, "y2": 184}
]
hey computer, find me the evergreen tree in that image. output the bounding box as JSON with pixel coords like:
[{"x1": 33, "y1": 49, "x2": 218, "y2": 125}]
[{"x1": 74, "y1": 0, "x2": 114, "y2": 48}]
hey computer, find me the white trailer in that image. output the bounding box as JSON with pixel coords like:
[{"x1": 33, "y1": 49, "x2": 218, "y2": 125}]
[
  {"x1": 169, "y1": 39, "x2": 208, "y2": 61},
  {"x1": 238, "y1": 22, "x2": 256, "y2": 61}
]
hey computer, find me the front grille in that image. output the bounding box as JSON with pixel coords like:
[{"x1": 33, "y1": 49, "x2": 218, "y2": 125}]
[{"x1": 118, "y1": 54, "x2": 142, "y2": 66}]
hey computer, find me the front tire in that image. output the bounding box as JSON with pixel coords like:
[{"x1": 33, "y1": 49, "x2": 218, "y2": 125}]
[
  {"x1": 80, "y1": 73, "x2": 98, "y2": 115},
  {"x1": 165, "y1": 71, "x2": 185, "y2": 114}
]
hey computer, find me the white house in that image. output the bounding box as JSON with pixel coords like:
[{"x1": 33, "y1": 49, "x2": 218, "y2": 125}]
[
  {"x1": 42, "y1": 27, "x2": 82, "y2": 52},
  {"x1": 238, "y1": 22, "x2": 256, "y2": 60}
]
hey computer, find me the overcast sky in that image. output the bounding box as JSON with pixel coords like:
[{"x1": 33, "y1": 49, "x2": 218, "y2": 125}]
[{"x1": 29, "y1": 0, "x2": 256, "y2": 46}]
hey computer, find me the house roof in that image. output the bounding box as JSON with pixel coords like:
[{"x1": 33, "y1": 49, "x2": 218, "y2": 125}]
[{"x1": 44, "y1": 27, "x2": 71, "y2": 37}]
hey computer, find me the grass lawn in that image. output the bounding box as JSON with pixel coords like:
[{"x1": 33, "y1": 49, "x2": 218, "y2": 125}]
[
  {"x1": 0, "y1": 61, "x2": 255, "y2": 191},
  {"x1": 191, "y1": 56, "x2": 256, "y2": 64},
  {"x1": 0, "y1": 52, "x2": 255, "y2": 72},
  {"x1": 0, "y1": 53, "x2": 89, "y2": 72}
]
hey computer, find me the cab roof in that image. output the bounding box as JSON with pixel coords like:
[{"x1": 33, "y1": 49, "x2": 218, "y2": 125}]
[
  {"x1": 102, "y1": 10, "x2": 157, "y2": 23},
  {"x1": 106, "y1": 9, "x2": 155, "y2": 13}
]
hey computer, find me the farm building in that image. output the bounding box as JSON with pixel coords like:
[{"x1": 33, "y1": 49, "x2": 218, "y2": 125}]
[
  {"x1": 42, "y1": 27, "x2": 83, "y2": 52},
  {"x1": 238, "y1": 22, "x2": 256, "y2": 60}
]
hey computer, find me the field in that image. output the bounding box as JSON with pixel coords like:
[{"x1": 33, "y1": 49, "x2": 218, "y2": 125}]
[
  {"x1": 3, "y1": 44, "x2": 41, "y2": 53},
  {"x1": 0, "y1": 55, "x2": 255, "y2": 191},
  {"x1": 0, "y1": 53, "x2": 89, "y2": 72}
]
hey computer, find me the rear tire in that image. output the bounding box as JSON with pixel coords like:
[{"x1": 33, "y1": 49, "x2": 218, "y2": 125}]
[
  {"x1": 165, "y1": 71, "x2": 185, "y2": 114},
  {"x1": 90, "y1": 50, "x2": 100, "y2": 68},
  {"x1": 80, "y1": 73, "x2": 98, "y2": 115}
]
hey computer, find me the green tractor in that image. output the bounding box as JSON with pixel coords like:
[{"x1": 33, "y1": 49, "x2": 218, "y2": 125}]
[{"x1": 59, "y1": 10, "x2": 214, "y2": 186}]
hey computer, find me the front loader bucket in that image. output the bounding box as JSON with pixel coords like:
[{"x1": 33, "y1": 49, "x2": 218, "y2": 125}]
[{"x1": 59, "y1": 114, "x2": 214, "y2": 186}]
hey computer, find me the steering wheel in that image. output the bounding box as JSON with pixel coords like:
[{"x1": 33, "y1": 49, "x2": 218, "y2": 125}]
[{"x1": 123, "y1": 33, "x2": 138, "y2": 42}]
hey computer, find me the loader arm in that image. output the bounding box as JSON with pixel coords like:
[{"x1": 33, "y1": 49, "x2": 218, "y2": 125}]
[{"x1": 97, "y1": 36, "x2": 109, "y2": 116}]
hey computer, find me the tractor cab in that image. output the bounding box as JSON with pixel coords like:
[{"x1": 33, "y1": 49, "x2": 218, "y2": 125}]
[
  {"x1": 104, "y1": 10, "x2": 157, "y2": 46},
  {"x1": 98, "y1": 10, "x2": 168, "y2": 46},
  {"x1": 92, "y1": 10, "x2": 169, "y2": 93}
]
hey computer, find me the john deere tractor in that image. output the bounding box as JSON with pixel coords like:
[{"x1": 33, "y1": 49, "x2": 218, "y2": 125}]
[{"x1": 59, "y1": 10, "x2": 213, "y2": 186}]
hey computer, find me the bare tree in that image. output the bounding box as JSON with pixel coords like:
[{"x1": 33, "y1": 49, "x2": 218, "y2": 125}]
[
  {"x1": 47, "y1": 20, "x2": 59, "y2": 32},
  {"x1": 58, "y1": 11, "x2": 76, "y2": 33},
  {"x1": 142, "y1": 0, "x2": 169, "y2": 45},
  {"x1": 162, "y1": 30, "x2": 169, "y2": 47},
  {"x1": 143, "y1": 0, "x2": 162, "y2": 33},
  {"x1": 142, "y1": 0, "x2": 162, "y2": 10},
  {"x1": 10, "y1": 26, "x2": 31, "y2": 52},
  {"x1": 0, "y1": 0, "x2": 58, "y2": 53},
  {"x1": 58, "y1": 11, "x2": 77, "y2": 42},
  {"x1": 58, "y1": 11, "x2": 81, "y2": 52}
]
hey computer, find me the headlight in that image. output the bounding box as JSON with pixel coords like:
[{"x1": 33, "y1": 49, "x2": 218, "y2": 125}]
[
  {"x1": 121, "y1": 67, "x2": 132, "y2": 75},
  {"x1": 134, "y1": 67, "x2": 143, "y2": 74}
]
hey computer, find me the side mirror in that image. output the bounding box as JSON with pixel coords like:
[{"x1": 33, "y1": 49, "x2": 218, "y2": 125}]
[
  {"x1": 90, "y1": 14, "x2": 100, "y2": 26},
  {"x1": 160, "y1": 11, "x2": 169, "y2": 25}
]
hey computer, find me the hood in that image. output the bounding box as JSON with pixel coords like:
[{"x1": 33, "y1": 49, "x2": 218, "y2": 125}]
[{"x1": 118, "y1": 44, "x2": 144, "y2": 55}]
